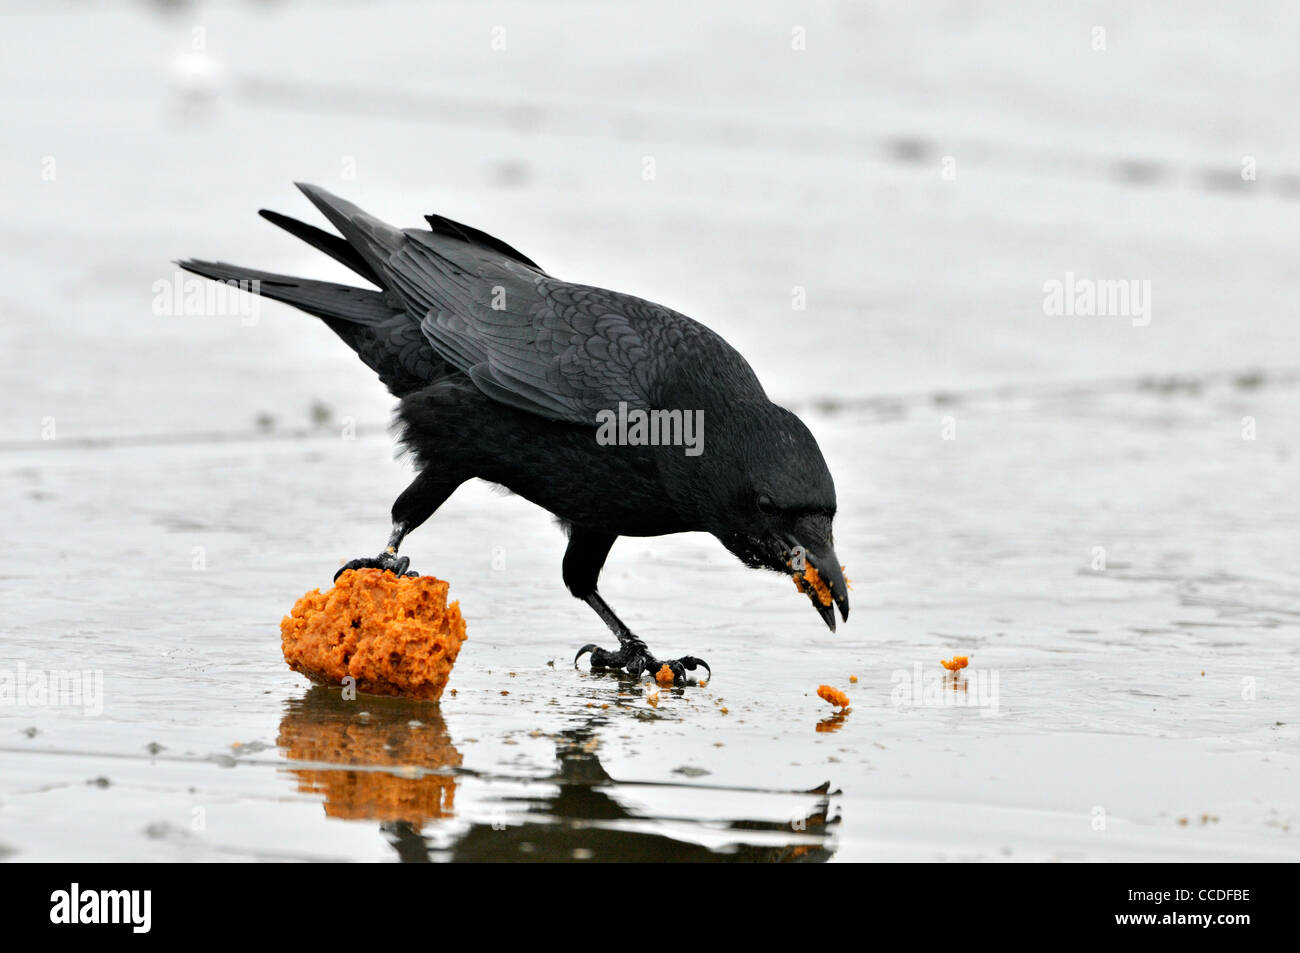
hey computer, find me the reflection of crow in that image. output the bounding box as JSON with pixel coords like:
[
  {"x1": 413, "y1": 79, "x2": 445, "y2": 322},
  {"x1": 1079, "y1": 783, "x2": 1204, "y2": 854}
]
[
  {"x1": 180, "y1": 185, "x2": 848, "y2": 683},
  {"x1": 277, "y1": 690, "x2": 836, "y2": 862},
  {"x1": 417, "y1": 720, "x2": 838, "y2": 863}
]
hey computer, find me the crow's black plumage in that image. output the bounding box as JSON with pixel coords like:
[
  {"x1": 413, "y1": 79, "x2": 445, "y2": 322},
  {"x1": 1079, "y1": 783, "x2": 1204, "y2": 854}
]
[{"x1": 179, "y1": 184, "x2": 848, "y2": 682}]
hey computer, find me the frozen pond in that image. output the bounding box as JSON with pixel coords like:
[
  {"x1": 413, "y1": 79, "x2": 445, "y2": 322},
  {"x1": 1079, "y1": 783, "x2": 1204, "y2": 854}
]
[{"x1": 2, "y1": 1, "x2": 1299, "y2": 861}]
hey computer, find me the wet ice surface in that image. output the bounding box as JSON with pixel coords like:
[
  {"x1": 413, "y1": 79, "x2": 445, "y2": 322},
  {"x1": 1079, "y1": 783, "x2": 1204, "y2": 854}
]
[
  {"x1": 5, "y1": 379, "x2": 1299, "y2": 861},
  {"x1": 3, "y1": 1, "x2": 1300, "y2": 861}
]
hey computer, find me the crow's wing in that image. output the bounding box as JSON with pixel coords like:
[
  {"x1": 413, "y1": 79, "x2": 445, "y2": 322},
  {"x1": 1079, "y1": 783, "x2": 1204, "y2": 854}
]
[
  {"x1": 280, "y1": 184, "x2": 763, "y2": 421},
  {"x1": 382, "y1": 234, "x2": 728, "y2": 425}
]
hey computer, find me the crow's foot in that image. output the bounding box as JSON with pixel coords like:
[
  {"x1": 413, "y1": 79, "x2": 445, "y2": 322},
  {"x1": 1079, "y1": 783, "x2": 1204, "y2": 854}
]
[
  {"x1": 334, "y1": 550, "x2": 418, "y2": 583},
  {"x1": 574, "y1": 638, "x2": 710, "y2": 686}
]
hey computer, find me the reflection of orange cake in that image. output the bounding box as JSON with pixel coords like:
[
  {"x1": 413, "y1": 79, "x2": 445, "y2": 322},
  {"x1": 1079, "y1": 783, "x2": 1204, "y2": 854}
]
[
  {"x1": 816, "y1": 710, "x2": 850, "y2": 733},
  {"x1": 278, "y1": 689, "x2": 461, "y2": 824},
  {"x1": 280, "y1": 568, "x2": 467, "y2": 701}
]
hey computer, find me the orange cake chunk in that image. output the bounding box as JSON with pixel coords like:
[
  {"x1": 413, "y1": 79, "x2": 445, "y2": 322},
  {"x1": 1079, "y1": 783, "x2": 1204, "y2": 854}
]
[
  {"x1": 793, "y1": 565, "x2": 851, "y2": 606},
  {"x1": 817, "y1": 684, "x2": 850, "y2": 709},
  {"x1": 281, "y1": 568, "x2": 467, "y2": 701}
]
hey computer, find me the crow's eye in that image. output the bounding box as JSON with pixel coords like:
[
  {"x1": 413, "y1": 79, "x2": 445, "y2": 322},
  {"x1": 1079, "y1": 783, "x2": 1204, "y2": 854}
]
[{"x1": 756, "y1": 494, "x2": 776, "y2": 514}]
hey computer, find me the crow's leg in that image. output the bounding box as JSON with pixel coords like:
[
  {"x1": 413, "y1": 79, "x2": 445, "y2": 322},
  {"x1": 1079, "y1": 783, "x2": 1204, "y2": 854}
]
[
  {"x1": 334, "y1": 468, "x2": 463, "y2": 582},
  {"x1": 576, "y1": 592, "x2": 712, "y2": 685},
  {"x1": 565, "y1": 527, "x2": 710, "y2": 685}
]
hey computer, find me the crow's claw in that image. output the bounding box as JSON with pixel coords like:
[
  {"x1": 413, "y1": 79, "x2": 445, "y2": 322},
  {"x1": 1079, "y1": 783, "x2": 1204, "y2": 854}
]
[
  {"x1": 574, "y1": 639, "x2": 710, "y2": 685},
  {"x1": 574, "y1": 644, "x2": 602, "y2": 667},
  {"x1": 334, "y1": 551, "x2": 418, "y2": 582},
  {"x1": 677, "y1": 656, "x2": 712, "y2": 682}
]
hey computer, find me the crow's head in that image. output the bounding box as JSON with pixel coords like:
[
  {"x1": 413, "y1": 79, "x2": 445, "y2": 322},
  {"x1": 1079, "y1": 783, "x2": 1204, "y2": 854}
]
[{"x1": 700, "y1": 401, "x2": 849, "y2": 632}]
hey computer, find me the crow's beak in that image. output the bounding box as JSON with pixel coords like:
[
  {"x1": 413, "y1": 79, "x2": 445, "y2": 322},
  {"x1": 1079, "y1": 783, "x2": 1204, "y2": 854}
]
[{"x1": 800, "y1": 543, "x2": 850, "y2": 632}]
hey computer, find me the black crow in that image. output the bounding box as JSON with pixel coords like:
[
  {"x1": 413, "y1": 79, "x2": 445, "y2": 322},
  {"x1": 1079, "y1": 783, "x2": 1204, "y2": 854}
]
[{"x1": 178, "y1": 184, "x2": 848, "y2": 684}]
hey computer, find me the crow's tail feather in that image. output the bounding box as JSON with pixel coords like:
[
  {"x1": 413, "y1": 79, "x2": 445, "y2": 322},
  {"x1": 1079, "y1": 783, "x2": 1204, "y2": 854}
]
[
  {"x1": 256, "y1": 209, "x2": 383, "y2": 288},
  {"x1": 292, "y1": 182, "x2": 406, "y2": 282},
  {"x1": 174, "y1": 259, "x2": 394, "y2": 326},
  {"x1": 174, "y1": 258, "x2": 436, "y2": 395}
]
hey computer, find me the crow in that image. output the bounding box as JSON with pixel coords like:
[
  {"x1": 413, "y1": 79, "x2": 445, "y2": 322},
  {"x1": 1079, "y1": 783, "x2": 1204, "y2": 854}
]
[{"x1": 178, "y1": 184, "x2": 848, "y2": 684}]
